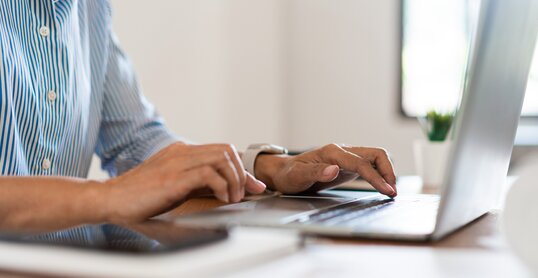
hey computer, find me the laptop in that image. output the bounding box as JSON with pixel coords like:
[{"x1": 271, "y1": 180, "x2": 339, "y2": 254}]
[{"x1": 175, "y1": 0, "x2": 538, "y2": 241}]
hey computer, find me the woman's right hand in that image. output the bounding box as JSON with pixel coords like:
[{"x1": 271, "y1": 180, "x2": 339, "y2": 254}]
[{"x1": 101, "y1": 143, "x2": 267, "y2": 224}]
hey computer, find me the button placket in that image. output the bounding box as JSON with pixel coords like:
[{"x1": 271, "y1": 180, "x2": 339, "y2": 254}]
[{"x1": 38, "y1": 2, "x2": 58, "y2": 175}]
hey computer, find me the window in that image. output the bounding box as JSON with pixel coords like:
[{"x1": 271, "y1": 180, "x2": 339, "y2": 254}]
[{"x1": 401, "y1": 0, "x2": 538, "y2": 117}]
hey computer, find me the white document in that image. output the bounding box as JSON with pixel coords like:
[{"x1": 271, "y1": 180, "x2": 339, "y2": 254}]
[{"x1": 0, "y1": 227, "x2": 301, "y2": 278}]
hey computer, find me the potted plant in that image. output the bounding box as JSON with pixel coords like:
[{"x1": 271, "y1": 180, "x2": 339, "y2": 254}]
[{"x1": 413, "y1": 110, "x2": 455, "y2": 192}]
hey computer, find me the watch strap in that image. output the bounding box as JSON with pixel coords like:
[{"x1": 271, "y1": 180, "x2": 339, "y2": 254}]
[{"x1": 243, "y1": 144, "x2": 287, "y2": 177}]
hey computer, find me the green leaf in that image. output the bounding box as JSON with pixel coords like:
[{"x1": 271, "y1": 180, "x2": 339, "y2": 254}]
[{"x1": 420, "y1": 110, "x2": 455, "y2": 141}]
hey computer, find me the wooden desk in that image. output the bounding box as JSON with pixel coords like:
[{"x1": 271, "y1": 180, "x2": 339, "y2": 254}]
[
  {"x1": 162, "y1": 197, "x2": 510, "y2": 250},
  {"x1": 162, "y1": 197, "x2": 533, "y2": 277},
  {"x1": 0, "y1": 196, "x2": 533, "y2": 278}
]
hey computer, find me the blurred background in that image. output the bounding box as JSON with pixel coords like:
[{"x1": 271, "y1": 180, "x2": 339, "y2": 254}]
[{"x1": 89, "y1": 0, "x2": 538, "y2": 179}]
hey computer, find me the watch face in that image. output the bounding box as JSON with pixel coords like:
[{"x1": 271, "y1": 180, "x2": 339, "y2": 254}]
[
  {"x1": 260, "y1": 145, "x2": 272, "y2": 151},
  {"x1": 265, "y1": 144, "x2": 287, "y2": 154},
  {"x1": 273, "y1": 145, "x2": 288, "y2": 154}
]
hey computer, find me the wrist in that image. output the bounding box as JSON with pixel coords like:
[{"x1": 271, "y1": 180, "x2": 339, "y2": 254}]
[
  {"x1": 81, "y1": 180, "x2": 112, "y2": 224},
  {"x1": 254, "y1": 154, "x2": 288, "y2": 189}
]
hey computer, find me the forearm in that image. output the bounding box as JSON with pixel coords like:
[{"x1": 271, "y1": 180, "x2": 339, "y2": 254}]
[{"x1": 0, "y1": 177, "x2": 108, "y2": 232}]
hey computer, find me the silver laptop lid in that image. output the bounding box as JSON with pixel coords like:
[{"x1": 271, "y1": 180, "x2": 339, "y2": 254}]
[{"x1": 433, "y1": 0, "x2": 538, "y2": 240}]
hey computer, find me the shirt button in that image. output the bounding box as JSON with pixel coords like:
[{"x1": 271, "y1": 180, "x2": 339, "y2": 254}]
[
  {"x1": 39, "y1": 26, "x2": 50, "y2": 37},
  {"x1": 47, "y1": 90, "x2": 57, "y2": 102},
  {"x1": 42, "y1": 159, "x2": 51, "y2": 170}
]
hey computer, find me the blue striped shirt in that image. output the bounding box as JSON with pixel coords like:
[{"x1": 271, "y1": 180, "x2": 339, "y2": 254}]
[{"x1": 0, "y1": 0, "x2": 178, "y2": 177}]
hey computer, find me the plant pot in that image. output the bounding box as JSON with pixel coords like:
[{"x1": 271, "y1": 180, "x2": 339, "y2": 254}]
[{"x1": 413, "y1": 140, "x2": 452, "y2": 193}]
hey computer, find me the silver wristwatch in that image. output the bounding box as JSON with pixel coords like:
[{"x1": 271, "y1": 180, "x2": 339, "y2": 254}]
[{"x1": 243, "y1": 143, "x2": 288, "y2": 177}]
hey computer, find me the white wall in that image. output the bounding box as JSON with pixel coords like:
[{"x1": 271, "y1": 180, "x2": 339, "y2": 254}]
[
  {"x1": 109, "y1": 0, "x2": 286, "y2": 147},
  {"x1": 89, "y1": 0, "x2": 422, "y2": 178},
  {"x1": 89, "y1": 0, "x2": 287, "y2": 178},
  {"x1": 284, "y1": 0, "x2": 422, "y2": 174}
]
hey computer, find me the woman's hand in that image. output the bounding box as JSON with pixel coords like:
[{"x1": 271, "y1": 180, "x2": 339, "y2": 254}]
[{"x1": 255, "y1": 144, "x2": 397, "y2": 197}]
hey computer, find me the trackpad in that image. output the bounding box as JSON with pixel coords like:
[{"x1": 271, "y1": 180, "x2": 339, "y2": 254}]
[{"x1": 175, "y1": 191, "x2": 377, "y2": 228}]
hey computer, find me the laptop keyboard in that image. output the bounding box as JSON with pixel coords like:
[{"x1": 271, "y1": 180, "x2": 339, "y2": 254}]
[{"x1": 292, "y1": 195, "x2": 439, "y2": 228}]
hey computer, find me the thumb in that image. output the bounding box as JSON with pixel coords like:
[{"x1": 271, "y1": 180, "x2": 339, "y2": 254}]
[
  {"x1": 316, "y1": 164, "x2": 340, "y2": 182},
  {"x1": 274, "y1": 163, "x2": 340, "y2": 194},
  {"x1": 245, "y1": 172, "x2": 267, "y2": 194},
  {"x1": 296, "y1": 163, "x2": 339, "y2": 184}
]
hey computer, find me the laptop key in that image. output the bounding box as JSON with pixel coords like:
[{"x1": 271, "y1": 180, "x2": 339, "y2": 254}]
[
  {"x1": 303, "y1": 196, "x2": 439, "y2": 228},
  {"x1": 295, "y1": 198, "x2": 394, "y2": 225}
]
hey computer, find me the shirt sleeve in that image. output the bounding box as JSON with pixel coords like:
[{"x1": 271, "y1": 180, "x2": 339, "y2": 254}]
[{"x1": 95, "y1": 32, "x2": 180, "y2": 177}]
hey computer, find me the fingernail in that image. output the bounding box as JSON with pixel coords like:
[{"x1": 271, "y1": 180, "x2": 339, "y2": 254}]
[
  {"x1": 384, "y1": 182, "x2": 396, "y2": 196},
  {"x1": 223, "y1": 194, "x2": 230, "y2": 203},
  {"x1": 231, "y1": 194, "x2": 239, "y2": 203},
  {"x1": 323, "y1": 165, "x2": 339, "y2": 177},
  {"x1": 256, "y1": 180, "x2": 267, "y2": 191}
]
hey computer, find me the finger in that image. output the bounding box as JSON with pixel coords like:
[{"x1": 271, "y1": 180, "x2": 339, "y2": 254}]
[
  {"x1": 216, "y1": 152, "x2": 242, "y2": 203},
  {"x1": 198, "y1": 144, "x2": 245, "y2": 201},
  {"x1": 161, "y1": 145, "x2": 244, "y2": 201},
  {"x1": 245, "y1": 172, "x2": 267, "y2": 194},
  {"x1": 344, "y1": 147, "x2": 397, "y2": 191},
  {"x1": 223, "y1": 145, "x2": 247, "y2": 199},
  {"x1": 167, "y1": 148, "x2": 230, "y2": 171},
  {"x1": 189, "y1": 144, "x2": 247, "y2": 196},
  {"x1": 180, "y1": 166, "x2": 230, "y2": 203},
  {"x1": 320, "y1": 145, "x2": 396, "y2": 197},
  {"x1": 167, "y1": 149, "x2": 241, "y2": 201}
]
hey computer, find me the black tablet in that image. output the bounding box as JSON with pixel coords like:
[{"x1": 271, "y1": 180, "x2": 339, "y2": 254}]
[{"x1": 0, "y1": 221, "x2": 228, "y2": 254}]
